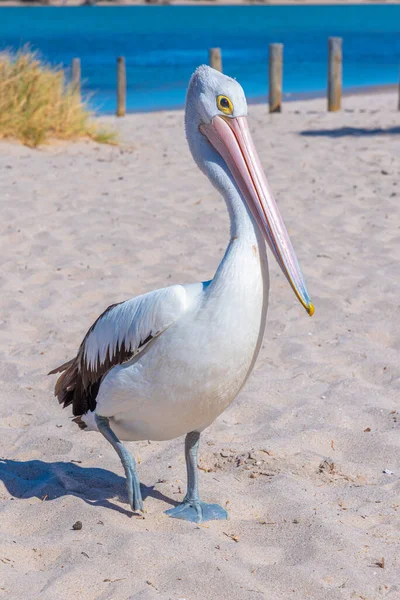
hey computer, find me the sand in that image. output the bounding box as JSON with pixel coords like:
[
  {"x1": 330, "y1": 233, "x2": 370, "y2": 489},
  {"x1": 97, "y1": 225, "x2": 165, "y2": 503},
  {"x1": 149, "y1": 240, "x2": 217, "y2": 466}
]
[{"x1": 0, "y1": 91, "x2": 399, "y2": 600}]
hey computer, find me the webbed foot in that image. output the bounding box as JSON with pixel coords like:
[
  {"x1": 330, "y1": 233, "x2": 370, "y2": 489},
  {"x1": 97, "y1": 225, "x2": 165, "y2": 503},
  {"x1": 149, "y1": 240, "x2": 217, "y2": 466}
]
[{"x1": 165, "y1": 500, "x2": 228, "y2": 523}]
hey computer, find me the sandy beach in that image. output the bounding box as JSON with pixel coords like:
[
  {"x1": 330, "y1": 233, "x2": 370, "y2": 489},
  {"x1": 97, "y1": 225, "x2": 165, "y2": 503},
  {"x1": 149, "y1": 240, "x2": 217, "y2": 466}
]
[{"x1": 0, "y1": 90, "x2": 399, "y2": 599}]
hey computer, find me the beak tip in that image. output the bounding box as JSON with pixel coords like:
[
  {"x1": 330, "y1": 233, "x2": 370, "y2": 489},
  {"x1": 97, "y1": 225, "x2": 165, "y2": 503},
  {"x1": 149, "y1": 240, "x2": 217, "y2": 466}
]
[{"x1": 307, "y1": 303, "x2": 315, "y2": 317}]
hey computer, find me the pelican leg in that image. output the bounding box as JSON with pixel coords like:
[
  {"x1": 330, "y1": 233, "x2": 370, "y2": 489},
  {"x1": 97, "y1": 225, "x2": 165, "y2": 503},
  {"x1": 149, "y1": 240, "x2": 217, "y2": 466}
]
[
  {"x1": 95, "y1": 414, "x2": 143, "y2": 512},
  {"x1": 165, "y1": 431, "x2": 228, "y2": 523}
]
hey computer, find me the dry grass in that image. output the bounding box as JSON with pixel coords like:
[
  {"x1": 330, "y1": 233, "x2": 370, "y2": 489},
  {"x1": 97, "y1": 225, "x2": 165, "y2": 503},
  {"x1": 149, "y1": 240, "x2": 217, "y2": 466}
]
[{"x1": 0, "y1": 49, "x2": 116, "y2": 147}]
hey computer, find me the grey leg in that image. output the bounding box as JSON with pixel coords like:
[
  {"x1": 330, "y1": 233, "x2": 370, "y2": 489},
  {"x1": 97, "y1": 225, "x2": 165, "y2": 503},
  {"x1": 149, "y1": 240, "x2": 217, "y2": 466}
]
[
  {"x1": 165, "y1": 431, "x2": 228, "y2": 523},
  {"x1": 95, "y1": 414, "x2": 143, "y2": 512},
  {"x1": 183, "y1": 431, "x2": 201, "y2": 506}
]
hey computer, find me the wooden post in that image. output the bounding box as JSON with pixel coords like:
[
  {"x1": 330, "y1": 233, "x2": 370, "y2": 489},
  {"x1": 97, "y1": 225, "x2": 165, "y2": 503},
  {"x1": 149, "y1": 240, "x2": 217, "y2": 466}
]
[
  {"x1": 328, "y1": 37, "x2": 342, "y2": 112},
  {"x1": 116, "y1": 56, "x2": 126, "y2": 117},
  {"x1": 71, "y1": 58, "x2": 81, "y2": 95},
  {"x1": 209, "y1": 48, "x2": 222, "y2": 73},
  {"x1": 269, "y1": 43, "x2": 283, "y2": 113}
]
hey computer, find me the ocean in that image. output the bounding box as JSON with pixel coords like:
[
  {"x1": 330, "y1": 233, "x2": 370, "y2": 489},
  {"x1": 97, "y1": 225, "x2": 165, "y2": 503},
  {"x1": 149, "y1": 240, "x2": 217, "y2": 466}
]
[{"x1": 0, "y1": 5, "x2": 399, "y2": 113}]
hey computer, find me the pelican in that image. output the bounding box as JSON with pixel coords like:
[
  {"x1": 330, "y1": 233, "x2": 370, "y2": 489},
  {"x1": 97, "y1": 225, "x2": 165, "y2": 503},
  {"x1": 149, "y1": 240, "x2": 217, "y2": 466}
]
[{"x1": 50, "y1": 65, "x2": 313, "y2": 523}]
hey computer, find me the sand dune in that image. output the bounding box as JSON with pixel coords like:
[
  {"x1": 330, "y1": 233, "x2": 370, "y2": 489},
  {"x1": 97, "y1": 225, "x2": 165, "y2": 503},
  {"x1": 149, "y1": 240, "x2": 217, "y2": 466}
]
[{"x1": 0, "y1": 91, "x2": 399, "y2": 599}]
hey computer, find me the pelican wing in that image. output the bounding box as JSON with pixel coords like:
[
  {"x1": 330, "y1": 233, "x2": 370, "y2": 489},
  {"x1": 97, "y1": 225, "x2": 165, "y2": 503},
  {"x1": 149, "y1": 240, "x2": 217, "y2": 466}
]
[
  {"x1": 50, "y1": 285, "x2": 188, "y2": 418},
  {"x1": 81, "y1": 285, "x2": 188, "y2": 384}
]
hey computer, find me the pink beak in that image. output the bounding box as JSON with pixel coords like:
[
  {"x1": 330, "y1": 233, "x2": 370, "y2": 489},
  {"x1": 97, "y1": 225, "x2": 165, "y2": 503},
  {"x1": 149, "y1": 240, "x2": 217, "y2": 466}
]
[{"x1": 200, "y1": 115, "x2": 314, "y2": 316}]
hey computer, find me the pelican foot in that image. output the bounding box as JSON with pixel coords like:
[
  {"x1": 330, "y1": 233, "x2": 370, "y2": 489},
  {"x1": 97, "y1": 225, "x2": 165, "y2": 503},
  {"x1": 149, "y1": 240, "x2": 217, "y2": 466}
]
[{"x1": 165, "y1": 501, "x2": 228, "y2": 523}]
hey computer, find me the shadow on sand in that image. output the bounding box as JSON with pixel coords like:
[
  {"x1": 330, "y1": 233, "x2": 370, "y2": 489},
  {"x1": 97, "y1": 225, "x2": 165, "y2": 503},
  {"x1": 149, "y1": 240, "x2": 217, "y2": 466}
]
[
  {"x1": 0, "y1": 459, "x2": 177, "y2": 517},
  {"x1": 300, "y1": 126, "x2": 400, "y2": 138}
]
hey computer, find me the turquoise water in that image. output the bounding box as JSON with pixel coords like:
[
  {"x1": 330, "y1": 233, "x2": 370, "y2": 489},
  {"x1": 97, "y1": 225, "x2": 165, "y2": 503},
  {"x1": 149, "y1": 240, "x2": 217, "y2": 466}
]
[{"x1": 0, "y1": 5, "x2": 399, "y2": 113}]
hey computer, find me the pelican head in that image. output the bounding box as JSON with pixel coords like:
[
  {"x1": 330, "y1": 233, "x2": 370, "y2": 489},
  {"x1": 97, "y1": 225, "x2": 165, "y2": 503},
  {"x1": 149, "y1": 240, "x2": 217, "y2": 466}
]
[{"x1": 185, "y1": 65, "x2": 314, "y2": 317}]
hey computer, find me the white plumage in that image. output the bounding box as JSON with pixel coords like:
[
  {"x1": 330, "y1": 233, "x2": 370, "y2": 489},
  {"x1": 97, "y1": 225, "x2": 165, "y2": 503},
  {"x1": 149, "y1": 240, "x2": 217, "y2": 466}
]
[{"x1": 90, "y1": 238, "x2": 267, "y2": 442}]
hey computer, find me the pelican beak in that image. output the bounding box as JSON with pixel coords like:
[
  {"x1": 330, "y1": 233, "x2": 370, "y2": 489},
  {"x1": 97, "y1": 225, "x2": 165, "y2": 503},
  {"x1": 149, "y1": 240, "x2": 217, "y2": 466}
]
[{"x1": 200, "y1": 115, "x2": 314, "y2": 316}]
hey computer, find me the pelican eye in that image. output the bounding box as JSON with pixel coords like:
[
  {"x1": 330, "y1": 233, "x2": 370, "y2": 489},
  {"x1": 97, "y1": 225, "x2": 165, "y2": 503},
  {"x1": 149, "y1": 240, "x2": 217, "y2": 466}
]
[{"x1": 217, "y1": 95, "x2": 233, "y2": 115}]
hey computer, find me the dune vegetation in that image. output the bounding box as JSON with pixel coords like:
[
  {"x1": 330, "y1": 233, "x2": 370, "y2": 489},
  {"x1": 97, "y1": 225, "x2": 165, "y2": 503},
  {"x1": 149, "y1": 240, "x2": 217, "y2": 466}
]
[{"x1": 0, "y1": 49, "x2": 116, "y2": 147}]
